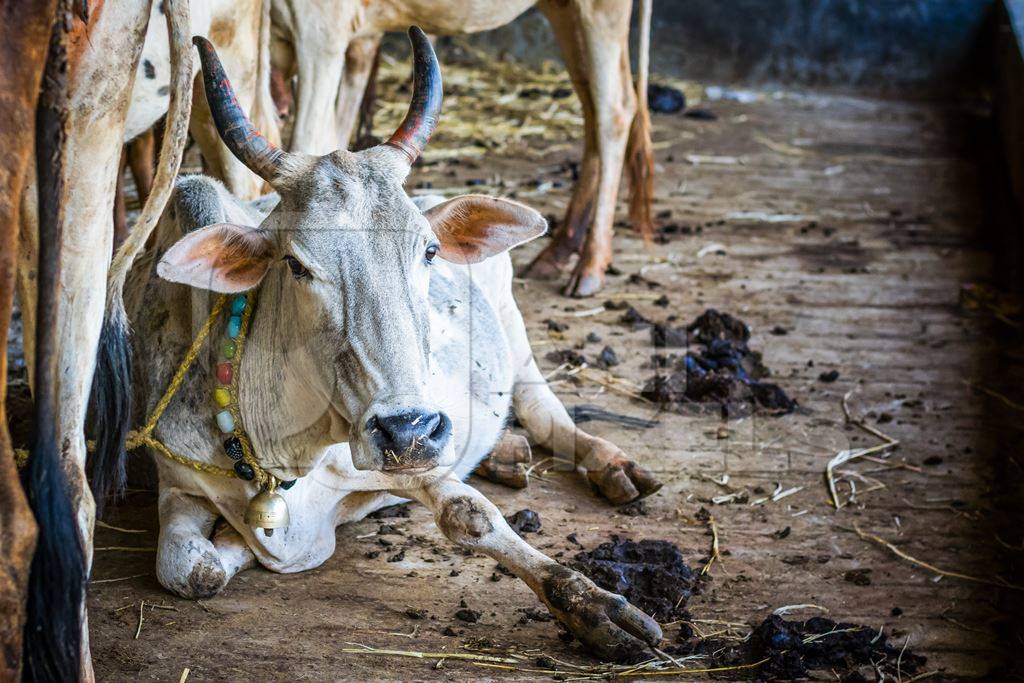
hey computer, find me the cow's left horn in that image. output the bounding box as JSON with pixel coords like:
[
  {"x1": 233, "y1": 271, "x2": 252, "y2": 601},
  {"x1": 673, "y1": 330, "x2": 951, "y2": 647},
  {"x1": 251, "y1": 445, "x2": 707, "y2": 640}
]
[
  {"x1": 193, "y1": 36, "x2": 291, "y2": 183},
  {"x1": 384, "y1": 27, "x2": 443, "y2": 164}
]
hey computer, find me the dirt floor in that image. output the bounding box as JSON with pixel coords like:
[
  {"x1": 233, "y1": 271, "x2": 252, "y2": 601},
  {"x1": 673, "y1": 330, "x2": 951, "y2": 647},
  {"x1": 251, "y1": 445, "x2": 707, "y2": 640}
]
[{"x1": 13, "y1": 56, "x2": 1024, "y2": 681}]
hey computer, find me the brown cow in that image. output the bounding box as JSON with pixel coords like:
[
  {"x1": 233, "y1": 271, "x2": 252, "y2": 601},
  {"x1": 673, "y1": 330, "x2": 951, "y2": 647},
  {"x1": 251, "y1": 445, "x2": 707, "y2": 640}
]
[
  {"x1": 0, "y1": 1, "x2": 58, "y2": 677},
  {"x1": 270, "y1": 0, "x2": 655, "y2": 297},
  {"x1": 8, "y1": 0, "x2": 194, "y2": 678}
]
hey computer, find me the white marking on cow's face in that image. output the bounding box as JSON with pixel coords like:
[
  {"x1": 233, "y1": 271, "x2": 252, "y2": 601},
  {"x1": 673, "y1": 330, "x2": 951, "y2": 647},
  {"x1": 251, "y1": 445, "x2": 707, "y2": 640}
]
[
  {"x1": 262, "y1": 148, "x2": 450, "y2": 473},
  {"x1": 158, "y1": 146, "x2": 546, "y2": 477}
]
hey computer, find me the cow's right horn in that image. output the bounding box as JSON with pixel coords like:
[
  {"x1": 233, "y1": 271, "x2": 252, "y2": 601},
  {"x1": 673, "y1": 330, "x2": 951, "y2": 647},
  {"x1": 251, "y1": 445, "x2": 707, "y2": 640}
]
[
  {"x1": 384, "y1": 26, "x2": 443, "y2": 165},
  {"x1": 193, "y1": 36, "x2": 291, "y2": 183}
]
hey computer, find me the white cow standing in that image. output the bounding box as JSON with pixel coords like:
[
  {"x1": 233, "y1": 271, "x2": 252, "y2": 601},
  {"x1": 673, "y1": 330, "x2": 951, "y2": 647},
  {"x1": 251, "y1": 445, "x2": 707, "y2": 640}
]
[{"x1": 107, "y1": 29, "x2": 662, "y2": 660}]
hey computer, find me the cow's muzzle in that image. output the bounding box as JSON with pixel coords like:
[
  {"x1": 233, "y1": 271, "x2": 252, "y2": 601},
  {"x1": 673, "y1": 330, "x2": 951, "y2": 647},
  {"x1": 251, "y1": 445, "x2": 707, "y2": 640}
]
[{"x1": 367, "y1": 409, "x2": 451, "y2": 471}]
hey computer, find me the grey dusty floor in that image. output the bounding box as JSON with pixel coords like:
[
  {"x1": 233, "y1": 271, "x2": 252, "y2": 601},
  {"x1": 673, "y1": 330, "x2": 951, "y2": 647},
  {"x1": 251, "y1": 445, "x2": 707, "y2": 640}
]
[{"x1": 80, "y1": 75, "x2": 1024, "y2": 681}]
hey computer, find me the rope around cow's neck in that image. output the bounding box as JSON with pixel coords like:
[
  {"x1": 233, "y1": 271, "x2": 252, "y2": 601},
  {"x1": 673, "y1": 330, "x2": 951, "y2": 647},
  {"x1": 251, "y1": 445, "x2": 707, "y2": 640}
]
[
  {"x1": 13, "y1": 287, "x2": 294, "y2": 532},
  {"x1": 123, "y1": 291, "x2": 282, "y2": 491}
]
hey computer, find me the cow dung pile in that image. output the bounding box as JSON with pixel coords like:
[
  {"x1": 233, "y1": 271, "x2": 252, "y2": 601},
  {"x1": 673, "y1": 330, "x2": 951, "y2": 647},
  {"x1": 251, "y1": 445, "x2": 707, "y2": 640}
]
[
  {"x1": 571, "y1": 537, "x2": 700, "y2": 622},
  {"x1": 633, "y1": 308, "x2": 797, "y2": 417},
  {"x1": 667, "y1": 614, "x2": 927, "y2": 681}
]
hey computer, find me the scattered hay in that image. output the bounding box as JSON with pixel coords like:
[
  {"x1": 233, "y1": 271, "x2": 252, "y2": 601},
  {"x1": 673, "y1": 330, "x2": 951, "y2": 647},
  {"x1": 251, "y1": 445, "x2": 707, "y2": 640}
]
[
  {"x1": 825, "y1": 391, "x2": 900, "y2": 509},
  {"x1": 851, "y1": 525, "x2": 1024, "y2": 592},
  {"x1": 371, "y1": 40, "x2": 704, "y2": 166}
]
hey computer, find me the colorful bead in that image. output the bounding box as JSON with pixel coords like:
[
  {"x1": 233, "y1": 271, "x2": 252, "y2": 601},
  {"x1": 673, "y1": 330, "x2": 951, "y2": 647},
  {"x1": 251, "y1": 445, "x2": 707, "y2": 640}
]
[
  {"x1": 228, "y1": 316, "x2": 242, "y2": 339},
  {"x1": 216, "y1": 410, "x2": 235, "y2": 433},
  {"x1": 223, "y1": 437, "x2": 244, "y2": 460},
  {"x1": 214, "y1": 388, "x2": 231, "y2": 407},
  {"x1": 279, "y1": 479, "x2": 297, "y2": 490},
  {"x1": 216, "y1": 362, "x2": 232, "y2": 384},
  {"x1": 234, "y1": 461, "x2": 255, "y2": 480},
  {"x1": 223, "y1": 339, "x2": 237, "y2": 359},
  {"x1": 231, "y1": 296, "x2": 247, "y2": 316}
]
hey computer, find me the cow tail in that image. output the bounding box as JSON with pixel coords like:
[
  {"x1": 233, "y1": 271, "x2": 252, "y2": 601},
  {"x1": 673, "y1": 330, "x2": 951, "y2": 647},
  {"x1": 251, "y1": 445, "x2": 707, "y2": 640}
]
[
  {"x1": 23, "y1": 3, "x2": 83, "y2": 680},
  {"x1": 89, "y1": 0, "x2": 192, "y2": 511},
  {"x1": 626, "y1": 0, "x2": 655, "y2": 241}
]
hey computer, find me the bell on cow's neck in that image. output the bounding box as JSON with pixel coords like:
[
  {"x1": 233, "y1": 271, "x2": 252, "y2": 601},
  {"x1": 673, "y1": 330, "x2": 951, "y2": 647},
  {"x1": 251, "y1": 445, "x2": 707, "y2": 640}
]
[{"x1": 244, "y1": 485, "x2": 290, "y2": 537}]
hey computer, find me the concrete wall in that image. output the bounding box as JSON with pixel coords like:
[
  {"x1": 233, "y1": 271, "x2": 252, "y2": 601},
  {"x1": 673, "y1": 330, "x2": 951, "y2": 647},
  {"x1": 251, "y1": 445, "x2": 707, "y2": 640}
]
[{"x1": 452, "y1": 0, "x2": 996, "y2": 94}]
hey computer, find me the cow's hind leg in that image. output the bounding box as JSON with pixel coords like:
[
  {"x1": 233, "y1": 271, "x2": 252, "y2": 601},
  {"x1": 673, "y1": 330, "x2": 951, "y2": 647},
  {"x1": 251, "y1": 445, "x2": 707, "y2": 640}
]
[
  {"x1": 524, "y1": 0, "x2": 637, "y2": 297},
  {"x1": 334, "y1": 34, "x2": 383, "y2": 150},
  {"x1": 405, "y1": 477, "x2": 661, "y2": 660},
  {"x1": 496, "y1": 285, "x2": 661, "y2": 504},
  {"x1": 475, "y1": 432, "x2": 532, "y2": 489},
  {"x1": 156, "y1": 489, "x2": 255, "y2": 599}
]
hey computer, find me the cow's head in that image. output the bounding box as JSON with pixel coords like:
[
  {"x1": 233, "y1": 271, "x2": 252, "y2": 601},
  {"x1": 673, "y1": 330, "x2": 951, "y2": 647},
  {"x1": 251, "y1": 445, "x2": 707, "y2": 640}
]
[{"x1": 157, "y1": 29, "x2": 544, "y2": 475}]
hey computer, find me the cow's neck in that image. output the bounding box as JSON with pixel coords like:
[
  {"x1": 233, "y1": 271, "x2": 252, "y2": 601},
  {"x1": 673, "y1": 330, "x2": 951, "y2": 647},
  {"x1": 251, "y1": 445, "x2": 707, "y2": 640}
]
[{"x1": 233, "y1": 274, "x2": 349, "y2": 481}]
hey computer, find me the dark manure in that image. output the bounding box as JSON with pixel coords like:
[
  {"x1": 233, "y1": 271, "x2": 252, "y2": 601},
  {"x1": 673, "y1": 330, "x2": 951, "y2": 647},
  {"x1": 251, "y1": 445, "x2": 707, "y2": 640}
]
[
  {"x1": 640, "y1": 309, "x2": 796, "y2": 417},
  {"x1": 572, "y1": 537, "x2": 701, "y2": 622}
]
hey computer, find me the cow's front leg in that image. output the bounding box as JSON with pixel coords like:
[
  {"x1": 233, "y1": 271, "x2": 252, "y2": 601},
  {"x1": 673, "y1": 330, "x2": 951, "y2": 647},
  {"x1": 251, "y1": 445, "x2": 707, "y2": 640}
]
[
  {"x1": 156, "y1": 488, "x2": 255, "y2": 599},
  {"x1": 404, "y1": 477, "x2": 662, "y2": 660}
]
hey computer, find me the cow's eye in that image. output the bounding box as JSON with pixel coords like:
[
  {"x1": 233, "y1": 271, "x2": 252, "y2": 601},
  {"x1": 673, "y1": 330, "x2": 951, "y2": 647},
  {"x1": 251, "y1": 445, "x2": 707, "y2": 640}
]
[
  {"x1": 425, "y1": 244, "x2": 439, "y2": 263},
  {"x1": 283, "y1": 255, "x2": 310, "y2": 279}
]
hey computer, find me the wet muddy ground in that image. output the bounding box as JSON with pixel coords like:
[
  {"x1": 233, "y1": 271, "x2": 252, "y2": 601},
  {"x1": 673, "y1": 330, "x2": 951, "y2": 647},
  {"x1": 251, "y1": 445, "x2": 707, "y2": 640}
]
[{"x1": 12, "y1": 60, "x2": 1024, "y2": 680}]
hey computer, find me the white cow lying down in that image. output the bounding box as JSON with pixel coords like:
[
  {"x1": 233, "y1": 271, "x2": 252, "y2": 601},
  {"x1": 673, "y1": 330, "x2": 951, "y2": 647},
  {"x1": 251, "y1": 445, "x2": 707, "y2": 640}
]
[{"x1": 111, "y1": 29, "x2": 663, "y2": 660}]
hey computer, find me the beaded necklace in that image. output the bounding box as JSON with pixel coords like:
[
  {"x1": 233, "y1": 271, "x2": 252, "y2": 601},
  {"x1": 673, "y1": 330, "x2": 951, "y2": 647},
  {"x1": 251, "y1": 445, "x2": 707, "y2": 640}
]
[{"x1": 124, "y1": 290, "x2": 294, "y2": 535}]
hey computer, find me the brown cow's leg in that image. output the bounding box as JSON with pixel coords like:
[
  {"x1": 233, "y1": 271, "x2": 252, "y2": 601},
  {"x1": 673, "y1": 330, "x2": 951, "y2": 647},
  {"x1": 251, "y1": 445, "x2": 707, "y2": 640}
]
[
  {"x1": 190, "y1": 0, "x2": 271, "y2": 199},
  {"x1": 625, "y1": 105, "x2": 654, "y2": 238},
  {"x1": 0, "y1": 0, "x2": 54, "y2": 676},
  {"x1": 520, "y1": 2, "x2": 602, "y2": 282},
  {"x1": 128, "y1": 129, "x2": 156, "y2": 203},
  {"x1": 17, "y1": 3, "x2": 160, "y2": 678},
  {"x1": 335, "y1": 34, "x2": 383, "y2": 150},
  {"x1": 113, "y1": 148, "x2": 128, "y2": 249},
  {"x1": 114, "y1": 130, "x2": 156, "y2": 251},
  {"x1": 352, "y1": 38, "x2": 382, "y2": 150},
  {"x1": 625, "y1": 0, "x2": 654, "y2": 239},
  {"x1": 270, "y1": 66, "x2": 293, "y2": 118},
  {"x1": 526, "y1": 0, "x2": 637, "y2": 297}
]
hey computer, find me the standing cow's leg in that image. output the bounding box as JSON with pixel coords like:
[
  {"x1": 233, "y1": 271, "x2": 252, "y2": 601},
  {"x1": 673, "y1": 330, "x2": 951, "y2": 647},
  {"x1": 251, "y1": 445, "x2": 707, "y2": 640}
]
[
  {"x1": 113, "y1": 149, "x2": 129, "y2": 249},
  {"x1": 128, "y1": 128, "x2": 156, "y2": 205},
  {"x1": 0, "y1": 0, "x2": 55, "y2": 672},
  {"x1": 288, "y1": 21, "x2": 349, "y2": 154},
  {"x1": 496, "y1": 279, "x2": 662, "y2": 504},
  {"x1": 156, "y1": 489, "x2": 255, "y2": 599},
  {"x1": 17, "y1": 2, "x2": 187, "y2": 677},
  {"x1": 404, "y1": 476, "x2": 661, "y2": 659},
  {"x1": 525, "y1": 0, "x2": 637, "y2": 297},
  {"x1": 190, "y1": 0, "x2": 273, "y2": 199},
  {"x1": 334, "y1": 34, "x2": 383, "y2": 150},
  {"x1": 625, "y1": 0, "x2": 654, "y2": 240}
]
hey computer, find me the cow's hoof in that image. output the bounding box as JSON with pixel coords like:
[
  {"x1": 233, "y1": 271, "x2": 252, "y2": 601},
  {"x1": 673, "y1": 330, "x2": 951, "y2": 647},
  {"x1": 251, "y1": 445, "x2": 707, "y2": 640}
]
[
  {"x1": 476, "y1": 433, "x2": 532, "y2": 489},
  {"x1": 581, "y1": 440, "x2": 662, "y2": 505},
  {"x1": 540, "y1": 565, "x2": 662, "y2": 661},
  {"x1": 564, "y1": 268, "x2": 604, "y2": 298},
  {"x1": 519, "y1": 251, "x2": 565, "y2": 281},
  {"x1": 587, "y1": 460, "x2": 663, "y2": 506}
]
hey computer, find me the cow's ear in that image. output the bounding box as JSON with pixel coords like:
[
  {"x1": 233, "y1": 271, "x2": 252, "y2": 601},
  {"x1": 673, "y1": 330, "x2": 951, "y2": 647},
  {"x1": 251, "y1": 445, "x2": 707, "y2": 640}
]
[
  {"x1": 424, "y1": 195, "x2": 547, "y2": 264},
  {"x1": 157, "y1": 223, "x2": 274, "y2": 293}
]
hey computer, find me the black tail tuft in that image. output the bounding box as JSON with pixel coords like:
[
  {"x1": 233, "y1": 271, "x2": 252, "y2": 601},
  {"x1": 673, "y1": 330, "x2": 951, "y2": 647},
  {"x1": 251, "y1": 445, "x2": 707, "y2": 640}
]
[
  {"x1": 87, "y1": 315, "x2": 133, "y2": 516},
  {"x1": 22, "y1": 432, "x2": 86, "y2": 682}
]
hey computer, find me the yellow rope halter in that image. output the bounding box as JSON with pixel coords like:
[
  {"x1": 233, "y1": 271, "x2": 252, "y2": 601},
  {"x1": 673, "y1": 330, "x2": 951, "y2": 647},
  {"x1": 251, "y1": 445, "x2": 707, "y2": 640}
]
[
  {"x1": 126, "y1": 290, "x2": 277, "y2": 490},
  {"x1": 15, "y1": 290, "x2": 277, "y2": 492}
]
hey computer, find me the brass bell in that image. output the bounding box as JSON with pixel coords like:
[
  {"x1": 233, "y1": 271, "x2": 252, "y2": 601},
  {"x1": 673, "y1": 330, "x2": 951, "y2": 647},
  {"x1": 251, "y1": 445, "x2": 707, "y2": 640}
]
[{"x1": 244, "y1": 487, "x2": 290, "y2": 537}]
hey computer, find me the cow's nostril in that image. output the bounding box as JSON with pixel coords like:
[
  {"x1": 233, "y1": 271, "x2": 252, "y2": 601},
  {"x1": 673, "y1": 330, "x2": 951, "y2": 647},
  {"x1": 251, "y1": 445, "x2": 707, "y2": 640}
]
[
  {"x1": 430, "y1": 412, "x2": 452, "y2": 442},
  {"x1": 370, "y1": 409, "x2": 451, "y2": 469}
]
